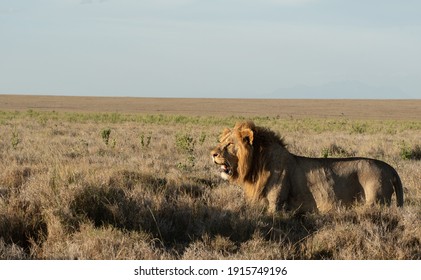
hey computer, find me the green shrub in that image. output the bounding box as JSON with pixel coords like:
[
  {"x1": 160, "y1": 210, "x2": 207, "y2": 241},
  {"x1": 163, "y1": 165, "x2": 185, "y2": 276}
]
[
  {"x1": 400, "y1": 142, "x2": 421, "y2": 160},
  {"x1": 101, "y1": 128, "x2": 111, "y2": 146},
  {"x1": 140, "y1": 133, "x2": 151, "y2": 148},
  {"x1": 11, "y1": 129, "x2": 20, "y2": 149},
  {"x1": 321, "y1": 144, "x2": 355, "y2": 158}
]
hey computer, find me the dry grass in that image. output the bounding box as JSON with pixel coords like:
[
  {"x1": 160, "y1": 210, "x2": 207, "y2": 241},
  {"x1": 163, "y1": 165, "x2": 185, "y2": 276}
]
[
  {"x1": 0, "y1": 109, "x2": 420, "y2": 260},
  {"x1": 1, "y1": 95, "x2": 421, "y2": 120}
]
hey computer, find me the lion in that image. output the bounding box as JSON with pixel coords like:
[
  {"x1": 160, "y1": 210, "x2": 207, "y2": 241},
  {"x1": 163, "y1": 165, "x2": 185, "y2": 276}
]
[{"x1": 211, "y1": 121, "x2": 404, "y2": 213}]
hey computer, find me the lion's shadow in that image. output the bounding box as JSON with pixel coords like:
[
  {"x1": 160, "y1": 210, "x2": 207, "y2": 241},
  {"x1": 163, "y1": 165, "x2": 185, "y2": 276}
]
[
  {"x1": 69, "y1": 193, "x2": 316, "y2": 257},
  {"x1": 64, "y1": 179, "x2": 320, "y2": 259}
]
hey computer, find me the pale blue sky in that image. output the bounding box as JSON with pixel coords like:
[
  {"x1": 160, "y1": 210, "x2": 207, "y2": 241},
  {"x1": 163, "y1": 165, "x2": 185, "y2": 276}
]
[{"x1": 1, "y1": 0, "x2": 420, "y2": 98}]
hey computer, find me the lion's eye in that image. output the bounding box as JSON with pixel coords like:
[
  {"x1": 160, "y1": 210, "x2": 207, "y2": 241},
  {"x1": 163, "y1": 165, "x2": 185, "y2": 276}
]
[{"x1": 225, "y1": 142, "x2": 235, "y2": 150}]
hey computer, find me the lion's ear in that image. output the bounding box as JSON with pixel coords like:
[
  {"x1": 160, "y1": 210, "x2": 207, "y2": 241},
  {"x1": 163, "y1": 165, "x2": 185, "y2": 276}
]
[{"x1": 240, "y1": 128, "x2": 254, "y2": 145}]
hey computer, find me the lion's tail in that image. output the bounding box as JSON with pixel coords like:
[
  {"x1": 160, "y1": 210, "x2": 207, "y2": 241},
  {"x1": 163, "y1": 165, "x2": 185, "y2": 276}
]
[{"x1": 393, "y1": 171, "x2": 404, "y2": 207}]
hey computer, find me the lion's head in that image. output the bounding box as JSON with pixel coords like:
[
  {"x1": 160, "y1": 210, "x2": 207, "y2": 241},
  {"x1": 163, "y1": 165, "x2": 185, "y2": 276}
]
[{"x1": 211, "y1": 121, "x2": 255, "y2": 182}]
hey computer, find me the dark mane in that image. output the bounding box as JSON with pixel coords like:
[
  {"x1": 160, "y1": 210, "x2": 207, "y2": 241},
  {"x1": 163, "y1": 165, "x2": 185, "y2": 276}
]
[{"x1": 253, "y1": 125, "x2": 287, "y2": 149}]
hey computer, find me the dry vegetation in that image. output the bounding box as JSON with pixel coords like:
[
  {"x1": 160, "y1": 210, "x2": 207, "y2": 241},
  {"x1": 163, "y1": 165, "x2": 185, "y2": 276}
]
[{"x1": 0, "y1": 109, "x2": 420, "y2": 260}]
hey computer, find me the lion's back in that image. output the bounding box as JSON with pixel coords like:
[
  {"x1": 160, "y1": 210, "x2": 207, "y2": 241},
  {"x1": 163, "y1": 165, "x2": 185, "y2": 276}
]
[{"x1": 292, "y1": 156, "x2": 403, "y2": 211}]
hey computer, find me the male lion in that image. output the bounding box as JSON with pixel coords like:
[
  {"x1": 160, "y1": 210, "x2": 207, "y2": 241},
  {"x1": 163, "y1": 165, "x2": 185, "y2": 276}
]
[{"x1": 211, "y1": 121, "x2": 404, "y2": 213}]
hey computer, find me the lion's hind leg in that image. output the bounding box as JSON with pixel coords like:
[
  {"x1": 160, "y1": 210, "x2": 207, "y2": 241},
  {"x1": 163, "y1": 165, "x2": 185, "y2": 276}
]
[{"x1": 361, "y1": 178, "x2": 394, "y2": 207}]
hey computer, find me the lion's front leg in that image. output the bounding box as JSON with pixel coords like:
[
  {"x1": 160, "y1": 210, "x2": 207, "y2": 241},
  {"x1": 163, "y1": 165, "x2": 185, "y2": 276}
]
[{"x1": 265, "y1": 170, "x2": 290, "y2": 213}]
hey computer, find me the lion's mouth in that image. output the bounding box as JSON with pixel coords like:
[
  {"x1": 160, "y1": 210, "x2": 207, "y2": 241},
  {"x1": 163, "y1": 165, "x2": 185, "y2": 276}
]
[
  {"x1": 220, "y1": 164, "x2": 232, "y2": 175},
  {"x1": 217, "y1": 163, "x2": 233, "y2": 180},
  {"x1": 212, "y1": 156, "x2": 233, "y2": 180}
]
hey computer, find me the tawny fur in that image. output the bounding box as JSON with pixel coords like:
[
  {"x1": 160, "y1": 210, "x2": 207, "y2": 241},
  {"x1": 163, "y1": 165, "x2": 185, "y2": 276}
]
[{"x1": 211, "y1": 121, "x2": 404, "y2": 213}]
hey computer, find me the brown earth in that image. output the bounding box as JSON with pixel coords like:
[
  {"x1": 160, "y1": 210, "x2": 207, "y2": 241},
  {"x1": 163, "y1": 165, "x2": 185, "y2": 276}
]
[{"x1": 0, "y1": 94, "x2": 420, "y2": 120}]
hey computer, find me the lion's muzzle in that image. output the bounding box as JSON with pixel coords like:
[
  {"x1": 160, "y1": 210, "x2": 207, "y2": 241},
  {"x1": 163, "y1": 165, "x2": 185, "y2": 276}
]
[{"x1": 211, "y1": 151, "x2": 233, "y2": 180}]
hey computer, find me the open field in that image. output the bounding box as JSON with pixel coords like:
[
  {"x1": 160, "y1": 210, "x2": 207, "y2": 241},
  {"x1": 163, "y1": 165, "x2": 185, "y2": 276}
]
[
  {"x1": 0, "y1": 95, "x2": 420, "y2": 259},
  {"x1": 1, "y1": 94, "x2": 421, "y2": 119}
]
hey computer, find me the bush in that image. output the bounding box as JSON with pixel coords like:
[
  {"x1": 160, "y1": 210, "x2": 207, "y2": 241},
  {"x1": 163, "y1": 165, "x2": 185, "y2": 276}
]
[
  {"x1": 400, "y1": 142, "x2": 421, "y2": 160},
  {"x1": 101, "y1": 128, "x2": 111, "y2": 146},
  {"x1": 321, "y1": 144, "x2": 355, "y2": 158},
  {"x1": 175, "y1": 133, "x2": 196, "y2": 170}
]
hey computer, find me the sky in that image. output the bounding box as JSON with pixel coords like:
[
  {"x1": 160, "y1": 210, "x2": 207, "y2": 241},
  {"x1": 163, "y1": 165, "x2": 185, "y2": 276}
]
[{"x1": 1, "y1": 0, "x2": 421, "y2": 99}]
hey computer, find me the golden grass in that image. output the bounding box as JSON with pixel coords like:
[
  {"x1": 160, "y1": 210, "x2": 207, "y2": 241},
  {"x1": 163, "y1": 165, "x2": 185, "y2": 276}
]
[{"x1": 0, "y1": 109, "x2": 420, "y2": 260}]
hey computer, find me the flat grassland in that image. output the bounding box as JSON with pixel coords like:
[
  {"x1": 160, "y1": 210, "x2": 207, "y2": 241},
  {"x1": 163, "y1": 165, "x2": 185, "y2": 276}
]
[
  {"x1": 1, "y1": 94, "x2": 420, "y2": 119},
  {"x1": 0, "y1": 95, "x2": 420, "y2": 259}
]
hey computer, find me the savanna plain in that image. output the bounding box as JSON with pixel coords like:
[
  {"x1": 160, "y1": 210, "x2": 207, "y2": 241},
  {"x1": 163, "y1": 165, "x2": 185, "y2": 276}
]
[{"x1": 0, "y1": 96, "x2": 420, "y2": 260}]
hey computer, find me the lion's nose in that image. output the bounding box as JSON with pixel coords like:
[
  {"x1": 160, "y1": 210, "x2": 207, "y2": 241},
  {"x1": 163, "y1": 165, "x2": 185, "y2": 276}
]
[{"x1": 211, "y1": 151, "x2": 219, "y2": 158}]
